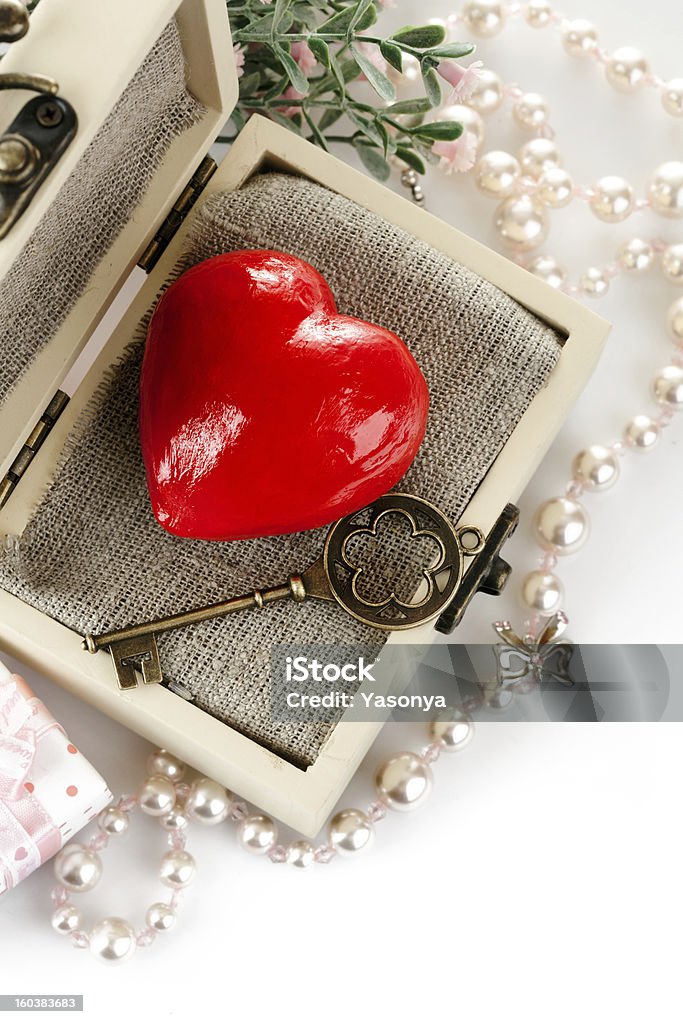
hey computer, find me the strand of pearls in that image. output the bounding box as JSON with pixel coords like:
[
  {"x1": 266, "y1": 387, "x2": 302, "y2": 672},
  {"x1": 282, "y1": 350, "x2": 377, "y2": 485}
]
[
  {"x1": 397, "y1": 2, "x2": 682, "y2": 636},
  {"x1": 50, "y1": 712, "x2": 478, "y2": 957},
  {"x1": 50, "y1": 753, "x2": 196, "y2": 963},
  {"x1": 237, "y1": 706, "x2": 475, "y2": 867},
  {"x1": 443, "y1": 1, "x2": 683, "y2": 119}
]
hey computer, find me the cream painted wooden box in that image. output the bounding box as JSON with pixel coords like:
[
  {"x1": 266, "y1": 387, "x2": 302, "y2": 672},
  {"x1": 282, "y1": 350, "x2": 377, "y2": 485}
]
[{"x1": 0, "y1": 0, "x2": 610, "y2": 835}]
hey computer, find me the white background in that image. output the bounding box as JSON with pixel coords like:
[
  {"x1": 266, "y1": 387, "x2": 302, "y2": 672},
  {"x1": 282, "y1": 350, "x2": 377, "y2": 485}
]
[{"x1": 2, "y1": 0, "x2": 683, "y2": 1021}]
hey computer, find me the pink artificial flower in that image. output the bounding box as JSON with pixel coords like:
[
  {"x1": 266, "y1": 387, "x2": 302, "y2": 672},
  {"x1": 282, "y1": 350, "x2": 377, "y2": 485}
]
[
  {"x1": 233, "y1": 44, "x2": 245, "y2": 79},
  {"x1": 277, "y1": 86, "x2": 305, "y2": 118},
  {"x1": 291, "y1": 40, "x2": 318, "y2": 75},
  {"x1": 436, "y1": 59, "x2": 485, "y2": 103},
  {"x1": 377, "y1": 0, "x2": 396, "y2": 7},
  {"x1": 432, "y1": 131, "x2": 479, "y2": 174}
]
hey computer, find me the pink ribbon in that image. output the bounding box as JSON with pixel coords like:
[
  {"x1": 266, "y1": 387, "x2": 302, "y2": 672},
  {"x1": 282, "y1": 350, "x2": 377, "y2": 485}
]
[{"x1": 0, "y1": 674, "x2": 65, "y2": 892}]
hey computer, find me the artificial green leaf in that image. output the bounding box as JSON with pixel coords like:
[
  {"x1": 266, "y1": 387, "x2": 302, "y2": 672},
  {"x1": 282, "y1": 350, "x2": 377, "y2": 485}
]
[
  {"x1": 238, "y1": 12, "x2": 276, "y2": 39},
  {"x1": 274, "y1": 42, "x2": 310, "y2": 95},
  {"x1": 421, "y1": 65, "x2": 442, "y2": 107},
  {"x1": 308, "y1": 37, "x2": 331, "y2": 67},
  {"x1": 412, "y1": 120, "x2": 464, "y2": 141},
  {"x1": 385, "y1": 97, "x2": 433, "y2": 115},
  {"x1": 238, "y1": 72, "x2": 262, "y2": 97},
  {"x1": 347, "y1": 109, "x2": 384, "y2": 147},
  {"x1": 395, "y1": 146, "x2": 426, "y2": 175},
  {"x1": 272, "y1": 0, "x2": 292, "y2": 33},
  {"x1": 318, "y1": 1, "x2": 376, "y2": 35},
  {"x1": 263, "y1": 73, "x2": 291, "y2": 101},
  {"x1": 380, "y1": 40, "x2": 403, "y2": 73},
  {"x1": 391, "y1": 24, "x2": 446, "y2": 48},
  {"x1": 318, "y1": 106, "x2": 343, "y2": 131},
  {"x1": 353, "y1": 139, "x2": 391, "y2": 181},
  {"x1": 427, "y1": 42, "x2": 476, "y2": 59},
  {"x1": 292, "y1": 3, "x2": 321, "y2": 30},
  {"x1": 375, "y1": 118, "x2": 392, "y2": 157},
  {"x1": 340, "y1": 58, "x2": 363, "y2": 83},
  {"x1": 349, "y1": 43, "x2": 396, "y2": 102},
  {"x1": 349, "y1": 0, "x2": 374, "y2": 35}
]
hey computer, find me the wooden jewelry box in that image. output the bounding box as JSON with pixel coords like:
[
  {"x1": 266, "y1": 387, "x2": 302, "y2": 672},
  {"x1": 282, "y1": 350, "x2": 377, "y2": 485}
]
[{"x1": 0, "y1": 0, "x2": 610, "y2": 835}]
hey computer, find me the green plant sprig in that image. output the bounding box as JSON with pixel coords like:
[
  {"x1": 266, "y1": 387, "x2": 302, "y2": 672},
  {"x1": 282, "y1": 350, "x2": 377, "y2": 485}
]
[{"x1": 226, "y1": 0, "x2": 474, "y2": 180}]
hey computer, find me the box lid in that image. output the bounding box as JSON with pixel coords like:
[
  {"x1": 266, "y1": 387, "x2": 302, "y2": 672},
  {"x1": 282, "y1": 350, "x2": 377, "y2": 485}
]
[{"x1": 0, "y1": 0, "x2": 238, "y2": 483}]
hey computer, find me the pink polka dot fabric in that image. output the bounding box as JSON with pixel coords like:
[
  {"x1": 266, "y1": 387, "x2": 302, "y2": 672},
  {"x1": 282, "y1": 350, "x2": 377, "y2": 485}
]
[{"x1": 0, "y1": 658, "x2": 112, "y2": 895}]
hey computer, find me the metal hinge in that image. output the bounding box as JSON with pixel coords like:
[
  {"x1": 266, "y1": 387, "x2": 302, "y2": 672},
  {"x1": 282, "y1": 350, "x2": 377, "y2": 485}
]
[
  {"x1": 137, "y1": 155, "x2": 218, "y2": 273},
  {"x1": 0, "y1": 390, "x2": 69, "y2": 510}
]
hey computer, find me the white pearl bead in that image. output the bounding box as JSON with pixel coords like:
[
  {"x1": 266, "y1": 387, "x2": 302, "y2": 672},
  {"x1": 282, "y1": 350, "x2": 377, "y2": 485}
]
[
  {"x1": 286, "y1": 840, "x2": 315, "y2": 869},
  {"x1": 580, "y1": 267, "x2": 609, "y2": 297},
  {"x1": 51, "y1": 903, "x2": 82, "y2": 935},
  {"x1": 138, "y1": 774, "x2": 176, "y2": 817},
  {"x1": 462, "y1": 0, "x2": 506, "y2": 37},
  {"x1": 513, "y1": 92, "x2": 549, "y2": 130},
  {"x1": 494, "y1": 195, "x2": 548, "y2": 251},
  {"x1": 572, "y1": 445, "x2": 620, "y2": 491},
  {"x1": 537, "y1": 167, "x2": 573, "y2": 208},
  {"x1": 661, "y1": 243, "x2": 683, "y2": 285},
  {"x1": 429, "y1": 707, "x2": 474, "y2": 752},
  {"x1": 519, "y1": 138, "x2": 561, "y2": 178},
  {"x1": 146, "y1": 749, "x2": 185, "y2": 782},
  {"x1": 238, "y1": 814, "x2": 278, "y2": 855},
  {"x1": 534, "y1": 497, "x2": 589, "y2": 554},
  {"x1": 662, "y1": 78, "x2": 683, "y2": 117},
  {"x1": 606, "y1": 47, "x2": 649, "y2": 92},
  {"x1": 54, "y1": 844, "x2": 102, "y2": 893},
  {"x1": 160, "y1": 808, "x2": 189, "y2": 831},
  {"x1": 525, "y1": 0, "x2": 553, "y2": 28},
  {"x1": 146, "y1": 902, "x2": 177, "y2": 932},
  {"x1": 375, "y1": 752, "x2": 432, "y2": 811},
  {"x1": 328, "y1": 809, "x2": 374, "y2": 855},
  {"x1": 438, "y1": 104, "x2": 485, "y2": 147},
  {"x1": 653, "y1": 365, "x2": 683, "y2": 410},
  {"x1": 473, "y1": 150, "x2": 519, "y2": 197},
  {"x1": 520, "y1": 571, "x2": 564, "y2": 615},
  {"x1": 667, "y1": 297, "x2": 683, "y2": 343},
  {"x1": 159, "y1": 849, "x2": 196, "y2": 889},
  {"x1": 624, "y1": 414, "x2": 660, "y2": 451},
  {"x1": 562, "y1": 19, "x2": 598, "y2": 59},
  {"x1": 89, "y1": 917, "x2": 136, "y2": 963},
  {"x1": 466, "y1": 68, "x2": 504, "y2": 114},
  {"x1": 527, "y1": 255, "x2": 566, "y2": 289},
  {"x1": 589, "y1": 176, "x2": 634, "y2": 223},
  {"x1": 97, "y1": 806, "x2": 129, "y2": 836},
  {"x1": 185, "y1": 778, "x2": 231, "y2": 826},
  {"x1": 617, "y1": 238, "x2": 654, "y2": 273},
  {"x1": 648, "y1": 161, "x2": 683, "y2": 218}
]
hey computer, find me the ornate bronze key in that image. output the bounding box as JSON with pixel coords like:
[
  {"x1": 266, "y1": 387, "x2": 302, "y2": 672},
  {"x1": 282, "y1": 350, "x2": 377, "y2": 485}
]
[{"x1": 83, "y1": 494, "x2": 518, "y2": 690}]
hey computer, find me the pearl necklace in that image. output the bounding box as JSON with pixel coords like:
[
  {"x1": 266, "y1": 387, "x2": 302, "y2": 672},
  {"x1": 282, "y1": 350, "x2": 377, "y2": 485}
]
[
  {"x1": 398, "y1": 1, "x2": 682, "y2": 639},
  {"x1": 50, "y1": 712, "x2": 478, "y2": 955}
]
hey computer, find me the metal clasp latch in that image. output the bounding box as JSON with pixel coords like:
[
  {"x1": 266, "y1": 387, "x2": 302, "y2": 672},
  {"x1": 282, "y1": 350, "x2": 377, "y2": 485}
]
[{"x1": 0, "y1": 1, "x2": 77, "y2": 238}]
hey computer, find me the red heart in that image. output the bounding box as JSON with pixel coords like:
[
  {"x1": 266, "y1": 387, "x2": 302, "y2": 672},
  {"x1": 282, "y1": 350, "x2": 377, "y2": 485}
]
[{"x1": 140, "y1": 250, "x2": 429, "y2": 541}]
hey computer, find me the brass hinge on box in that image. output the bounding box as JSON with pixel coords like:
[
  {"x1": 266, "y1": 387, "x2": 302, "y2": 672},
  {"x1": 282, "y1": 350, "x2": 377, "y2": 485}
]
[
  {"x1": 137, "y1": 155, "x2": 218, "y2": 273},
  {"x1": 0, "y1": 390, "x2": 69, "y2": 510}
]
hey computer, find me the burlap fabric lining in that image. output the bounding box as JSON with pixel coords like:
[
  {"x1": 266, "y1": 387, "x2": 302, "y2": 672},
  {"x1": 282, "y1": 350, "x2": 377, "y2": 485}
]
[
  {"x1": 0, "y1": 19, "x2": 203, "y2": 406},
  {"x1": 0, "y1": 172, "x2": 562, "y2": 767}
]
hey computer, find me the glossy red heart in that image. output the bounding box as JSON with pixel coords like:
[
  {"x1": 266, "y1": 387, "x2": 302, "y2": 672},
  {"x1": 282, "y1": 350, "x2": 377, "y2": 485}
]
[{"x1": 139, "y1": 250, "x2": 429, "y2": 541}]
